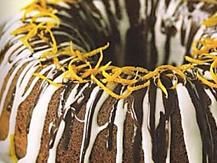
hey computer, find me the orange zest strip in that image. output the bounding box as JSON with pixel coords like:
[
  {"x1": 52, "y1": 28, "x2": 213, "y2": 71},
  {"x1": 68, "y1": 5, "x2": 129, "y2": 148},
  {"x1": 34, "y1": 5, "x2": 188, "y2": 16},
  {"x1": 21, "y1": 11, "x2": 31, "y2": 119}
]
[
  {"x1": 34, "y1": 73, "x2": 63, "y2": 87},
  {"x1": 157, "y1": 77, "x2": 168, "y2": 98},
  {"x1": 185, "y1": 56, "x2": 213, "y2": 64},
  {"x1": 197, "y1": 72, "x2": 217, "y2": 88},
  {"x1": 91, "y1": 75, "x2": 133, "y2": 99},
  {"x1": 203, "y1": 12, "x2": 217, "y2": 27},
  {"x1": 210, "y1": 59, "x2": 217, "y2": 84}
]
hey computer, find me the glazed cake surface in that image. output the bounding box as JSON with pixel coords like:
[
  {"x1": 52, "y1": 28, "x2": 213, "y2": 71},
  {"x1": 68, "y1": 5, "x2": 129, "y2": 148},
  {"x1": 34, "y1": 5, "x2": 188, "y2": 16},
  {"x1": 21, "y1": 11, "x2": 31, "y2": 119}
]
[{"x1": 0, "y1": 0, "x2": 217, "y2": 163}]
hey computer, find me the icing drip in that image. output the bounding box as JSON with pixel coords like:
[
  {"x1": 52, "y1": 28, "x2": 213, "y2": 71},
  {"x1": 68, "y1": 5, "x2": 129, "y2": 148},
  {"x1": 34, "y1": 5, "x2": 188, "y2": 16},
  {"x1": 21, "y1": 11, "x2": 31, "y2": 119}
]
[
  {"x1": 165, "y1": 119, "x2": 171, "y2": 163},
  {"x1": 106, "y1": 102, "x2": 117, "y2": 151},
  {"x1": 114, "y1": 99, "x2": 128, "y2": 163},
  {"x1": 177, "y1": 84, "x2": 203, "y2": 163},
  {"x1": 19, "y1": 76, "x2": 63, "y2": 163},
  {"x1": 206, "y1": 89, "x2": 217, "y2": 125},
  {"x1": 141, "y1": 89, "x2": 153, "y2": 163},
  {"x1": 80, "y1": 87, "x2": 109, "y2": 163},
  {"x1": 47, "y1": 120, "x2": 65, "y2": 163}
]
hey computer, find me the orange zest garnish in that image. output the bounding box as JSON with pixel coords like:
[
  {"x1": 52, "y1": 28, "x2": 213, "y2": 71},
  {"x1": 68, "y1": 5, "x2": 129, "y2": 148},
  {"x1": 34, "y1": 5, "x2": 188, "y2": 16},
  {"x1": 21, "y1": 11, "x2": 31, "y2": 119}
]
[
  {"x1": 203, "y1": 12, "x2": 217, "y2": 27},
  {"x1": 12, "y1": 0, "x2": 217, "y2": 99}
]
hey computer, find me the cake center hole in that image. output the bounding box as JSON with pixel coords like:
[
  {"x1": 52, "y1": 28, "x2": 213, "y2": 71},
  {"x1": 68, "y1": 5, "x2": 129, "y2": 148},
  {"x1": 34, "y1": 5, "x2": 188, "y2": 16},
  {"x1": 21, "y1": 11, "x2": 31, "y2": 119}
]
[{"x1": 94, "y1": 0, "x2": 201, "y2": 70}]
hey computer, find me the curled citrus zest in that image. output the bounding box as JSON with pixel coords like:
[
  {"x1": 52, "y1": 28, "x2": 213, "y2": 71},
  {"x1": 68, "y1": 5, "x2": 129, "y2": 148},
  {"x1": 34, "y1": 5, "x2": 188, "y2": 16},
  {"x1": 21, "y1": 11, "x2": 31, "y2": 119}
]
[
  {"x1": 102, "y1": 70, "x2": 137, "y2": 85},
  {"x1": 95, "y1": 49, "x2": 103, "y2": 69},
  {"x1": 203, "y1": 12, "x2": 217, "y2": 27},
  {"x1": 64, "y1": 61, "x2": 86, "y2": 82},
  {"x1": 83, "y1": 43, "x2": 110, "y2": 58},
  {"x1": 185, "y1": 56, "x2": 213, "y2": 64},
  {"x1": 12, "y1": 23, "x2": 44, "y2": 51},
  {"x1": 34, "y1": 73, "x2": 62, "y2": 87},
  {"x1": 197, "y1": 72, "x2": 217, "y2": 88},
  {"x1": 210, "y1": 59, "x2": 217, "y2": 84},
  {"x1": 157, "y1": 77, "x2": 168, "y2": 98},
  {"x1": 192, "y1": 38, "x2": 217, "y2": 56},
  {"x1": 91, "y1": 75, "x2": 132, "y2": 99},
  {"x1": 12, "y1": 0, "x2": 217, "y2": 99},
  {"x1": 12, "y1": 0, "x2": 60, "y2": 68},
  {"x1": 39, "y1": 0, "x2": 47, "y2": 8},
  {"x1": 187, "y1": 36, "x2": 217, "y2": 88}
]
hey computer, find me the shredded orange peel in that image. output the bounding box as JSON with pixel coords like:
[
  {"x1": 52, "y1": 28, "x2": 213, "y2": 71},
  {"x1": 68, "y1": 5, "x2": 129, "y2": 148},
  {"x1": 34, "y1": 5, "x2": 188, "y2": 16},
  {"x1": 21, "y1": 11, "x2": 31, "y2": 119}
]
[
  {"x1": 186, "y1": 35, "x2": 217, "y2": 88},
  {"x1": 33, "y1": 40, "x2": 193, "y2": 99},
  {"x1": 12, "y1": 0, "x2": 217, "y2": 100},
  {"x1": 203, "y1": 12, "x2": 217, "y2": 27}
]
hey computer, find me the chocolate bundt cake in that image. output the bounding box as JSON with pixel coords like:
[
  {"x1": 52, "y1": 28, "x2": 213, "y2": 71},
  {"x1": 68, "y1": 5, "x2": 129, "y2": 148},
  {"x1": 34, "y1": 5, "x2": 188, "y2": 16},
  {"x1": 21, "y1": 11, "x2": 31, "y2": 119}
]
[{"x1": 0, "y1": 0, "x2": 217, "y2": 162}]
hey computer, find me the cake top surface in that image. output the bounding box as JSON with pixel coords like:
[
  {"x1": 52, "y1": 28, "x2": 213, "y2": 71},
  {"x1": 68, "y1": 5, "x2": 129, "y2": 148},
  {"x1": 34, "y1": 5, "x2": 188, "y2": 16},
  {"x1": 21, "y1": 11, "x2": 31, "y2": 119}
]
[{"x1": 10, "y1": 0, "x2": 217, "y2": 100}]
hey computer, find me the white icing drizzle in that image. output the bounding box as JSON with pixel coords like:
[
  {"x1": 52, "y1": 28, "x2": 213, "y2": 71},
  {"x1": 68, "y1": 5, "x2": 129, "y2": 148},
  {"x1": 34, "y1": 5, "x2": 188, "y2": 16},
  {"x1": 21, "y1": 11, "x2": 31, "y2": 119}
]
[
  {"x1": 0, "y1": 51, "x2": 33, "y2": 114},
  {"x1": 205, "y1": 89, "x2": 217, "y2": 126},
  {"x1": 19, "y1": 76, "x2": 63, "y2": 163},
  {"x1": 66, "y1": 83, "x2": 89, "y2": 109},
  {"x1": 92, "y1": 0, "x2": 130, "y2": 66},
  {"x1": 116, "y1": 0, "x2": 130, "y2": 66},
  {"x1": 57, "y1": 84, "x2": 78, "y2": 118},
  {"x1": 47, "y1": 120, "x2": 65, "y2": 163},
  {"x1": 0, "y1": 42, "x2": 27, "y2": 86},
  {"x1": 5, "y1": 60, "x2": 40, "y2": 141},
  {"x1": 165, "y1": 119, "x2": 171, "y2": 163},
  {"x1": 114, "y1": 99, "x2": 128, "y2": 163},
  {"x1": 47, "y1": 83, "x2": 89, "y2": 162},
  {"x1": 177, "y1": 84, "x2": 203, "y2": 163},
  {"x1": 129, "y1": 99, "x2": 138, "y2": 122},
  {"x1": 80, "y1": 86, "x2": 109, "y2": 163},
  {"x1": 139, "y1": 0, "x2": 146, "y2": 20},
  {"x1": 132, "y1": 124, "x2": 138, "y2": 144},
  {"x1": 92, "y1": 0, "x2": 110, "y2": 31},
  {"x1": 0, "y1": 14, "x2": 23, "y2": 50},
  {"x1": 141, "y1": 88, "x2": 154, "y2": 163},
  {"x1": 154, "y1": 0, "x2": 167, "y2": 65}
]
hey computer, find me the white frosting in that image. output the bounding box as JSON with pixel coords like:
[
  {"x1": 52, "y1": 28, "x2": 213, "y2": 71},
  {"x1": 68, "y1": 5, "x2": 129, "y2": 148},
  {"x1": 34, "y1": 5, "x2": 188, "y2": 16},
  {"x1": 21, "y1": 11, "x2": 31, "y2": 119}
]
[
  {"x1": 165, "y1": 119, "x2": 171, "y2": 163},
  {"x1": 117, "y1": 0, "x2": 130, "y2": 66},
  {"x1": 114, "y1": 99, "x2": 128, "y2": 163},
  {"x1": 141, "y1": 88, "x2": 154, "y2": 163},
  {"x1": 139, "y1": 0, "x2": 146, "y2": 20},
  {"x1": 47, "y1": 120, "x2": 65, "y2": 163},
  {"x1": 7, "y1": 60, "x2": 39, "y2": 141},
  {"x1": 177, "y1": 84, "x2": 202, "y2": 163},
  {"x1": 47, "y1": 83, "x2": 90, "y2": 162},
  {"x1": 93, "y1": 0, "x2": 110, "y2": 31},
  {"x1": 205, "y1": 89, "x2": 217, "y2": 126},
  {"x1": 0, "y1": 54, "x2": 33, "y2": 115},
  {"x1": 19, "y1": 76, "x2": 63, "y2": 163},
  {"x1": 155, "y1": 0, "x2": 167, "y2": 66},
  {"x1": 80, "y1": 87, "x2": 109, "y2": 163}
]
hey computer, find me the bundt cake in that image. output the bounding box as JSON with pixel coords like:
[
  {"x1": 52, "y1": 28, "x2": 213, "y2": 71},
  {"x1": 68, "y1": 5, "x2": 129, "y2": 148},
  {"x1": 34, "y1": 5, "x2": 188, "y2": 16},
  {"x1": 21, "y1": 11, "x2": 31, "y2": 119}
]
[{"x1": 0, "y1": 0, "x2": 217, "y2": 162}]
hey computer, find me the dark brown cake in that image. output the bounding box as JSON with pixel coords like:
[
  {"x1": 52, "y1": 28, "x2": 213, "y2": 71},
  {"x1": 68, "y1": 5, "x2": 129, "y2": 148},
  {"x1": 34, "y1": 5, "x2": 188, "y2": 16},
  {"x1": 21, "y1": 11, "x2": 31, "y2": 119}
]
[{"x1": 0, "y1": 0, "x2": 217, "y2": 163}]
